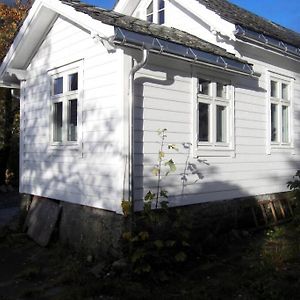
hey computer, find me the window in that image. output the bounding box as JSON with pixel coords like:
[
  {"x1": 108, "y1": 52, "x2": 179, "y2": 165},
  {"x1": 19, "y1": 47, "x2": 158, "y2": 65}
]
[
  {"x1": 49, "y1": 62, "x2": 81, "y2": 146},
  {"x1": 195, "y1": 77, "x2": 234, "y2": 156},
  {"x1": 146, "y1": 1, "x2": 153, "y2": 22},
  {"x1": 158, "y1": 0, "x2": 165, "y2": 25},
  {"x1": 269, "y1": 76, "x2": 292, "y2": 147},
  {"x1": 145, "y1": 0, "x2": 165, "y2": 24}
]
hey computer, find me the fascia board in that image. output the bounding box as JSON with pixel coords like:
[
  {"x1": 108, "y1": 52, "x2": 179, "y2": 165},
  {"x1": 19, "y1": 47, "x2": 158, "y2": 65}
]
[
  {"x1": 171, "y1": 0, "x2": 236, "y2": 41},
  {"x1": 0, "y1": 0, "x2": 115, "y2": 81},
  {"x1": 113, "y1": 0, "x2": 140, "y2": 15},
  {"x1": 0, "y1": 0, "x2": 44, "y2": 79}
]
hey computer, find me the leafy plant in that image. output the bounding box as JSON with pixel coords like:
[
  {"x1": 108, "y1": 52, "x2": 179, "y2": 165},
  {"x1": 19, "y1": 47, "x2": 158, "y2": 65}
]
[
  {"x1": 287, "y1": 170, "x2": 300, "y2": 200},
  {"x1": 123, "y1": 129, "x2": 192, "y2": 279}
]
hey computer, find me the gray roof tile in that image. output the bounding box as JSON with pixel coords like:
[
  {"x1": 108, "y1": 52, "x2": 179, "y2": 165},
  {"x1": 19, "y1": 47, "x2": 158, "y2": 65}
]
[
  {"x1": 59, "y1": 0, "x2": 248, "y2": 63},
  {"x1": 196, "y1": 0, "x2": 300, "y2": 48}
]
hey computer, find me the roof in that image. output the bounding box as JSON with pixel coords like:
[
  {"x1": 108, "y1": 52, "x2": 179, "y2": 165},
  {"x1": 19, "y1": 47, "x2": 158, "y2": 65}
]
[
  {"x1": 196, "y1": 0, "x2": 300, "y2": 48},
  {"x1": 59, "y1": 0, "x2": 247, "y2": 64}
]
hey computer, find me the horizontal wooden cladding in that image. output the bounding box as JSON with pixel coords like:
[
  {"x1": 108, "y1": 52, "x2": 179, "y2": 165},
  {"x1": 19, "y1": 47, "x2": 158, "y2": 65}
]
[
  {"x1": 22, "y1": 184, "x2": 122, "y2": 212},
  {"x1": 134, "y1": 175, "x2": 292, "y2": 197},
  {"x1": 23, "y1": 177, "x2": 121, "y2": 198},
  {"x1": 135, "y1": 96, "x2": 192, "y2": 113}
]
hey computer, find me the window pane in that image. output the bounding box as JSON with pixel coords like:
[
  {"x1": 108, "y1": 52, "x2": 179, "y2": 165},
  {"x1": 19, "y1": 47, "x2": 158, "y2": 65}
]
[
  {"x1": 271, "y1": 103, "x2": 278, "y2": 142},
  {"x1": 158, "y1": 10, "x2": 165, "y2": 24},
  {"x1": 198, "y1": 103, "x2": 209, "y2": 142},
  {"x1": 69, "y1": 73, "x2": 78, "y2": 91},
  {"x1": 282, "y1": 83, "x2": 288, "y2": 100},
  {"x1": 198, "y1": 79, "x2": 210, "y2": 95},
  {"x1": 271, "y1": 80, "x2": 278, "y2": 98},
  {"x1": 159, "y1": 0, "x2": 165, "y2": 10},
  {"x1": 53, "y1": 77, "x2": 63, "y2": 95},
  {"x1": 282, "y1": 105, "x2": 289, "y2": 143},
  {"x1": 53, "y1": 102, "x2": 63, "y2": 142},
  {"x1": 216, "y1": 105, "x2": 227, "y2": 143},
  {"x1": 216, "y1": 82, "x2": 227, "y2": 98},
  {"x1": 68, "y1": 99, "x2": 78, "y2": 141},
  {"x1": 147, "y1": 1, "x2": 153, "y2": 22}
]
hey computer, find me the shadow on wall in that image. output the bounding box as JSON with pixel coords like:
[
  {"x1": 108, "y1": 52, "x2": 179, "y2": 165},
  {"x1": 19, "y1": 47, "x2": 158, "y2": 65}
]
[{"x1": 131, "y1": 54, "x2": 260, "y2": 210}]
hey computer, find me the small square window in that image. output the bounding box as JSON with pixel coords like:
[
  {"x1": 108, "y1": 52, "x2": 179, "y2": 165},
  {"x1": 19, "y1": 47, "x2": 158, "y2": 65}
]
[
  {"x1": 271, "y1": 80, "x2": 278, "y2": 98},
  {"x1": 216, "y1": 83, "x2": 227, "y2": 98},
  {"x1": 198, "y1": 79, "x2": 210, "y2": 95},
  {"x1": 69, "y1": 73, "x2": 78, "y2": 91},
  {"x1": 53, "y1": 77, "x2": 63, "y2": 95}
]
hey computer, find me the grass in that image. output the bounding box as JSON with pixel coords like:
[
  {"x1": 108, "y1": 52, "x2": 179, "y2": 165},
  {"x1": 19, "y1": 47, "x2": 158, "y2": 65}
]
[{"x1": 1, "y1": 205, "x2": 300, "y2": 300}]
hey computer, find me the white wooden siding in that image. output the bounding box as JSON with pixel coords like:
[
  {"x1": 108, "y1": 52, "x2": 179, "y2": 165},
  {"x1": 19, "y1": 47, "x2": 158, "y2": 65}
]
[
  {"x1": 22, "y1": 17, "x2": 124, "y2": 212},
  {"x1": 130, "y1": 50, "x2": 300, "y2": 210}
]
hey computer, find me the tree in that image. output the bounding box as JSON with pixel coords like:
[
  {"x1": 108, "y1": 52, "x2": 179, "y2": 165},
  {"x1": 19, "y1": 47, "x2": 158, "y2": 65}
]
[{"x1": 0, "y1": 0, "x2": 30, "y2": 188}]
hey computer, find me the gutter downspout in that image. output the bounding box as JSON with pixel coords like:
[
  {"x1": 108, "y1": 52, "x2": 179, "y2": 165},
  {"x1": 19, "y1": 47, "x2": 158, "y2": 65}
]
[{"x1": 128, "y1": 49, "x2": 150, "y2": 214}]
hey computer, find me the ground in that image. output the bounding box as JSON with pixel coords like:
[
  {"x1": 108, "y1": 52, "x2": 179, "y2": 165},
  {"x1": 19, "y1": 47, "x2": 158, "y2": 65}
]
[{"x1": 1, "y1": 192, "x2": 300, "y2": 299}]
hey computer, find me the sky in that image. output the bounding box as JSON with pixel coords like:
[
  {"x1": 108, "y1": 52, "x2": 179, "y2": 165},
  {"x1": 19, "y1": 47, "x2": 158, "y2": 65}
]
[{"x1": 85, "y1": 0, "x2": 300, "y2": 33}]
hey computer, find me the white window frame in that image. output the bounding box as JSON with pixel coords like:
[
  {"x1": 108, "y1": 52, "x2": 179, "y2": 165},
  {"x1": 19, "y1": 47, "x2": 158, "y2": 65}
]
[
  {"x1": 266, "y1": 71, "x2": 294, "y2": 154},
  {"x1": 142, "y1": 0, "x2": 166, "y2": 25},
  {"x1": 48, "y1": 61, "x2": 83, "y2": 150},
  {"x1": 193, "y1": 75, "x2": 235, "y2": 157}
]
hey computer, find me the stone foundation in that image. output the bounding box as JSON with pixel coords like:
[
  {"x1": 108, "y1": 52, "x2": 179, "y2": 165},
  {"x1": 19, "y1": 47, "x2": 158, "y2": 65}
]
[{"x1": 21, "y1": 192, "x2": 293, "y2": 257}]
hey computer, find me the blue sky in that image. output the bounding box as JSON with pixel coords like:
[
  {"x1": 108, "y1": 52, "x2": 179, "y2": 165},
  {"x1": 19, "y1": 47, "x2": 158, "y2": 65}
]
[{"x1": 85, "y1": 0, "x2": 300, "y2": 32}]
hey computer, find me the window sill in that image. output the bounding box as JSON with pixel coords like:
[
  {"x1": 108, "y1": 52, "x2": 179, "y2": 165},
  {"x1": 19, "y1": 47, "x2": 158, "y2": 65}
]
[
  {"x1": 269, "y1": 144, "x2": 295, "y2": 154},
  {"x1": 195, "y1": 145, "x2": 235, "y2": 157},
  {"x1": 48, "y1": 142, "x2": 83, "y2": 157}
]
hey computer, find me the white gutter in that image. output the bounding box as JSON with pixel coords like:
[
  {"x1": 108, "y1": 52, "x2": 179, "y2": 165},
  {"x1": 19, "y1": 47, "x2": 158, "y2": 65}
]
[{"x1": 128, "y1": 49, "x2": 150, "y2": 212}]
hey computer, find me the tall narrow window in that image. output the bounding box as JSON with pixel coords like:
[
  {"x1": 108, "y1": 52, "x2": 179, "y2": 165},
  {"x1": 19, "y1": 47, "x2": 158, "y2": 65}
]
[
  {"x1": 216, "y1": 105, "x2": 227, "y2": 143},
  {"x1": 158, "y1": 0, "x2": 165, "y2": 24},
  {"x1": 146, "y1": 1, "x2": 153, "y2": 22},
  {"x1": 271, "y1": 103, "x2": 278, "y2": 142},
  {"x1": 198, "y1": 103, "x2": 209, "y2": 142},
  {"x1": 197, "y1": 78, "x2": 232, "y2": 149},
  {"x1": 68, "y1": 99, "x2": 78, "y2": 142},
  {"x1": 53, "y1": 102, "x2": 63, "y2": 142},
  {"x1": 269, "y1": 77, "x2": 291, "y2": 146},
  {"x1": 49, "y1": 63, "x2": 80, "y2": 145}
]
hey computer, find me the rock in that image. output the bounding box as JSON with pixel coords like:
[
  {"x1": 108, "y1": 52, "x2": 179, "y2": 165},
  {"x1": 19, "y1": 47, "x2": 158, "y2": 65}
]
[
  {"x1": 111, "y1": 258, "x2": 128, "y2": 272},
  {"x1": 26, "y1": 197, "x2": 61, "y2": 247},
  {"x1": 90, "y1": 262, "x2": 106, "y2": 278}
]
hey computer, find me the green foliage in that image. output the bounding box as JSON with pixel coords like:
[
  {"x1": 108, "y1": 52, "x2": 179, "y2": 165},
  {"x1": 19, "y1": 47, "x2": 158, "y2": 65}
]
[
  {"x1": 287, "y1": 170, "x2": 300, "y2": 200},
  {"x1": 123, "y1": 129, "x2": 192, "y2": 280}
]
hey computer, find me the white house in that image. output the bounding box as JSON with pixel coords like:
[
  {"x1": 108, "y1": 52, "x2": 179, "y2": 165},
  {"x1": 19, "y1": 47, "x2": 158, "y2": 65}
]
[{"x1": 0, "y1": 0, "x2": 300, "y2": 249}]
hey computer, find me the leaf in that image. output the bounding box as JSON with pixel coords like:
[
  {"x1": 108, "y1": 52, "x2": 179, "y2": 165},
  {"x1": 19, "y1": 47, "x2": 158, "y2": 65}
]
[
  {"x1": 152, "y1": 167, "x2": 160, "y2": 176},
  {"x1": 122, "y1": 231, "x2": 132, "y2": 241},
  {"x1": 160, "y1": 190, "x2": 168, "y2": 198},
  {"x1": 175, "y1": 252, "x2": 187, "y2": 262},
  {"x1": 159, "y1": 151, "x2": 165, "y2": 159},
  {"x1": 139, "y1": 231, "x2": 150, "y2": 241},
  {"x1": 154, "y1": 240, "x2": 164, "y2": 249},
  {"x1": 131, "y1": 249, "x2": 145, "y2": 263},
  {"x1": 166, "y1": 240, "x2": 176, "y2": 247},
  {"x1": 168, "y1": 144, "x2": 179, "y2": 151},
  {"x1": 165, "y1": 159, "x2": 176, "y2": 174},
  {"x1": 121, "y1": 200, "x2": 131, "y2": 217},
  {"x1": 144, "y1": 191, "x2": 155, "y2": 201}
]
